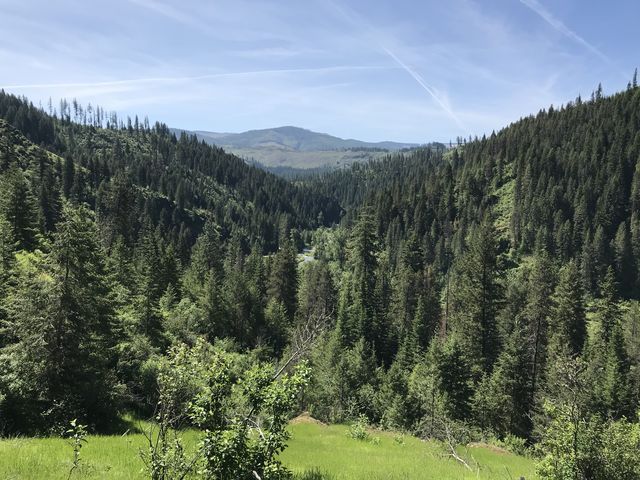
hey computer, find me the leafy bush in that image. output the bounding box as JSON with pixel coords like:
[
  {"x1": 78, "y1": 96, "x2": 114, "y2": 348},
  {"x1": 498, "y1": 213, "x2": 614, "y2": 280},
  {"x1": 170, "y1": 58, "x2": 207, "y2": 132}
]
[
  {"x1": 537, "y1": 403, "x2": 640, "y2": 480},
  {"x1": 141, "y1": 339, "x2": 310, "y2": 480},
  {"x1": 348, "y1": 415, "x2": 370, "y2": 441},
  {"x1": 498, "y1": 434, "x2": 528, "y2": 456}
]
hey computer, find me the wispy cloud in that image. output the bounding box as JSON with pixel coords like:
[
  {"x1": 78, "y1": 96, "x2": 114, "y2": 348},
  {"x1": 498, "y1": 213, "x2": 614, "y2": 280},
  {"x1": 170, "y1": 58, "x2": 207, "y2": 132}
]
[
  {"x1": 3, "y1": 0, "x2": 636, "y2": 142},
  {"x1": 127, "y1": 0, "x2": 208, "y2": 32},
  {"x1": 518, "y1": 0, "x2": 609, "y2": 64},
  {"x1": 321, "y1": 0, "x2": 465, "y2": 131},
  {"x1": 1, "y1": 65, "x2": 395, "y2": 91},
  {"x1": 380, "y1": 47, "x2": 464, "y2": 129}
]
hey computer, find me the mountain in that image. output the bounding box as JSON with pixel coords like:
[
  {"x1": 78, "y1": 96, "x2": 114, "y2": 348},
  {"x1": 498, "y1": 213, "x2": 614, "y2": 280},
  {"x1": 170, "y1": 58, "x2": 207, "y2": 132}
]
[
  {"x1": 177, "y1": 126, "x2": 419, "y2": 151},
  {"x1": 170, "y1": 126, "x2": 424, "y2": 170}
]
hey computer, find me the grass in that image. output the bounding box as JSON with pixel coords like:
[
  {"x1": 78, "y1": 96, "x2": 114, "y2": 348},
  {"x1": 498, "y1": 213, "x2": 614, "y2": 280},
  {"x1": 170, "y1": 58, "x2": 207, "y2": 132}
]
[
  {"x1": 281, "y1": 421, "x2": 537, "y2": 480},
  {"x1": 0, "y1": 419, "x2": 537, "y2": 479}
]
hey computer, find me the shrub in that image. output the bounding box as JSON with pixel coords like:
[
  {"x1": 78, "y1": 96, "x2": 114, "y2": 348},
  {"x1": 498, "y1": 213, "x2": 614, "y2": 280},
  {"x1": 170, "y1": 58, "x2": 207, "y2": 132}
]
[
  {"x1": 498, "y1": 434, "x2": 528, "y2": 456},
  {"x1": 348, "y1": 415, "x2": 370, "y2": 441}
]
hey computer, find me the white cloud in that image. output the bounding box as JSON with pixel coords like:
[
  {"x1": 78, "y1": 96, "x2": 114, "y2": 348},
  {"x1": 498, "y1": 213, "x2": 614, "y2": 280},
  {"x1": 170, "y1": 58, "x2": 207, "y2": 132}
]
[
  {"x1": 319, "y1": 0, "x2": 466, "y2": 131},
  {"x1": 518, "y1": 0, "x2": 609, "y2": 63},
  {"x1": 1, "y1": 65, "x2": 395, "y2": 92}
]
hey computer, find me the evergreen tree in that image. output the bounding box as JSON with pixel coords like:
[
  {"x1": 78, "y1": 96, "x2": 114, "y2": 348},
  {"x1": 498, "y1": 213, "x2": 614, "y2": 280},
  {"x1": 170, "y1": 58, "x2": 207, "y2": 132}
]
[
  {"x1": 336, "y1": 210, "x2": 378, "y2": 348},
  {"x1": 0, "y1": 202, "x2": 119, "y2": 432},
  {"x1": 435, "y1": 338, "x2": 473, "y2": 420},
  {"x1": 412, "y1": 268, "x2": 441, "y2": 351},
  {"x1": 0, "y1": 167, "x2": 39, "y2": 251},
  {"x1": 450, "y1": 215, "x2": 503, "y2": 375},
  {"x1": 62, "y1": 155, "x2": 75, "y2": 199},
  {"x1": 472, "y1": 323, "x2": 531, "y2": 438},
  {"x1": 268, "y1": 233, "x2": 298, "y2": 321},
  {"x1": 613, "y1": 222, "x2": 635, "y2": 297},
  {"x1": 523, "y1": 254, "x2": 555, "y2": 407},
  {"x1": 597, "y1": 267, "x2": 622, "y2": 342},
  {"x1": 601, "y1": 323, "x2": 633, "y2": 418},
  {"x1": 134, "y1": 224, "x2": 166, "y2": 345},
  {"x1": 549, "y1": 260, "x2": 586, "y2": 356}
]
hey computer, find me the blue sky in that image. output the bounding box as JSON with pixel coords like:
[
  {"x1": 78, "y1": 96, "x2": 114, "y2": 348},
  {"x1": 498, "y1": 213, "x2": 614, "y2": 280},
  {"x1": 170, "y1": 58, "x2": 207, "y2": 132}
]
[{"x1": 1, "y1": 0, "x2": 637, "y2": 143}]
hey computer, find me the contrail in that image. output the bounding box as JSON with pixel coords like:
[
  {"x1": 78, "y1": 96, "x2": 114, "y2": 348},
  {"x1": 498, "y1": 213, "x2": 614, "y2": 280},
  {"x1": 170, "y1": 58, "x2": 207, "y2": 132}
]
[
  {"x1": 127, "y1": 0, "x2": 206, "y2": 32},
  {"x1": 1, "y1": 65, "x2": 394, "y2": 90},
  {"x1": 518, "y1": 0, "x2": 610, "y2": 64},
  {"x1": 381, "y1": 47, "x2": 464, "y2": 129},
  {"x1": 321, "y1": 0, "x2": 465, "y2": 129}
]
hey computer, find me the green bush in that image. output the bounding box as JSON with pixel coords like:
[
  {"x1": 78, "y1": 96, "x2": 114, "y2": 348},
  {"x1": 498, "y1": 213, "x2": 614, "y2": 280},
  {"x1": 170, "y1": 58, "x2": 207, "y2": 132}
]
[
  {"x1": 348, "y1": 415, "x2": 370, "y2": 441},
  {"x1": 498, "y1": 434, "x2": 528, "y2": 457}
]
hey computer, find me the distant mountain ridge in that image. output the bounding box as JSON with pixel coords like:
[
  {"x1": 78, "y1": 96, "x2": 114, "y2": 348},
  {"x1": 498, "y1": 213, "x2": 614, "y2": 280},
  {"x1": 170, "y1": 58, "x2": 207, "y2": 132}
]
[{"x1": 172, "y1": 125, "x2": 419, "y2": 152}]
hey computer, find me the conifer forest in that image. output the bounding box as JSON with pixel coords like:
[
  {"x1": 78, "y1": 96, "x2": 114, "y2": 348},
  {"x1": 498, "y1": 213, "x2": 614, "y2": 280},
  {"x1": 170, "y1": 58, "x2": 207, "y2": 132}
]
[{"x1": 2, "y1": 74, "x2": 640, "y2": 479}]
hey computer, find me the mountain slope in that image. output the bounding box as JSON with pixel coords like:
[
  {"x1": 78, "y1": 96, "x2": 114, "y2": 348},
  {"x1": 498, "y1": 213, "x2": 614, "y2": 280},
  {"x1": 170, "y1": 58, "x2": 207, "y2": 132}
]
[
  {"x1": 309, "y1": 85, "x2": 640, "y2": 296},
  {"x1": 0, "y1": 92, "x2": 342, "y2": 253},
  {"x1": 169, "y1": 126, "x2": 424, "y2": 169},
  {"x1": 179, "y1": 126, "x2": 419, "y2": 152}
]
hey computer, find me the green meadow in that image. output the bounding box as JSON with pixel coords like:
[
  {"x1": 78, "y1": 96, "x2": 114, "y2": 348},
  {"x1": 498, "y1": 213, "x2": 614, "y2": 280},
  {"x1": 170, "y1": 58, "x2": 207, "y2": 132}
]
[{"x1": 0, "y1": 419, "x2": 537, "y2": 480}]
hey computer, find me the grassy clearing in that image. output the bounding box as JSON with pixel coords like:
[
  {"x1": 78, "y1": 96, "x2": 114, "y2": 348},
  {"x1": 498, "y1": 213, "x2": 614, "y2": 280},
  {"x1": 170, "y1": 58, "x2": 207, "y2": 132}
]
[
  {"x1": 281, "y1": 421, "x2": 537, "y2": 480},
  {"x1": 0, "y1": 419, "x2": 537, "y2": 479}
]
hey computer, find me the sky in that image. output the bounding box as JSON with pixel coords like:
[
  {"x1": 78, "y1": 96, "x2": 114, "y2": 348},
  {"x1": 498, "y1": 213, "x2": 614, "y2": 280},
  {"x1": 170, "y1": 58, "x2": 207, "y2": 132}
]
[{"x1": 1, "y1": 0, "x2": 638, "y2": 143}]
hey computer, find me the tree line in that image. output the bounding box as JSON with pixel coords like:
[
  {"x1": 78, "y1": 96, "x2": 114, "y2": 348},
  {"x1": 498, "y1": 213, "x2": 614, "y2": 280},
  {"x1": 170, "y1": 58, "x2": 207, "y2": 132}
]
[{"x1": 1, "y1": 76, "x2": 640, "y2": 479}]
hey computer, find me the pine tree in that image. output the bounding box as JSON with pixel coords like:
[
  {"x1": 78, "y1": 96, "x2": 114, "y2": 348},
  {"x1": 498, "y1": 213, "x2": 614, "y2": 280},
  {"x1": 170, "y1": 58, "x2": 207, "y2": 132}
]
[
  {"x1": 472, "y1": 323, "x2": 531, "y2": 438},
  {"x1": 336, "y1": 210, "x2": 378, "y2": 348},
  {"x1": 585, "y1": 267, "x2": 631, "y2": 417},
  {"x1": 134, "y1": 223, "x2": 165, "y2": 345},
  {"x1": 601, "y1": 323, "x2": 632, "y2": 417},
  {"x1": 450, "y1": 215, "x2": 503, "y2": 375},
  {"x1": 597, "y1": 267, "x2": 621, "y2": 342},
  {"x1": 0, "y1": 202, "x2": 119, "y2": 432},
  {"x1": 0, "y1": 215, "x2": 16, "y2": 339},
  {"x1": 267, "y1": 233, "x2": 298, "y2": 321},
  {"x1": 222, "y1": 234, "x2": 251, "y2": 343},
  {"x1": 0, "y1": 167, "x2": 39, "y2": 251},
  {"x1": 549, "y1": 260, "x2": 586, "y2": 356},
  {"x1": 435, "y1": 338, "x2": 473, "y2": 420},
  {"x1": 264, "y1": 298, "x2": 288, "y2": 356},
  {"x1": 296, "y1": 259, "x2": 336, "y2": 322},
  {"x1": 523, "y1": 254, "x2": 555, "y2": 404},
  {"x1": 62, "y1": 155, "x2": 75, "y2": 199},
  {"x1": 412, "y1": 268, "x2": 441, "y2": 351},
  {"x1": 613, "y1": 222, "x2": 635, "y2": 297}
]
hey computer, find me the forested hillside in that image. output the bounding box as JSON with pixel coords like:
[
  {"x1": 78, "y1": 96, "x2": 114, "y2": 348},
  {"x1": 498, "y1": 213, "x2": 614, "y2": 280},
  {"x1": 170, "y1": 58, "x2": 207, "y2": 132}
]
[
  {"x1": 0, "y1": 92, "x2": 341, "y2": 255},
  {"x1": 313, "y1": 81, "x2": 640, "y2": 297},
  {"x1": 1, "y1": 80, "x2": 640, "y2": 479}
]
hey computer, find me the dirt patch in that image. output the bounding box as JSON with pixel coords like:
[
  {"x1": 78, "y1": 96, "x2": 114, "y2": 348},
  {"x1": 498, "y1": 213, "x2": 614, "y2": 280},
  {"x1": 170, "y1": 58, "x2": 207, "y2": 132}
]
[
  {"x1": 290, "y1": 412, "x2": 327, "y2": 426},
  {"x1": 468, "y1": 442, "x2": 509, "y2": 455}
]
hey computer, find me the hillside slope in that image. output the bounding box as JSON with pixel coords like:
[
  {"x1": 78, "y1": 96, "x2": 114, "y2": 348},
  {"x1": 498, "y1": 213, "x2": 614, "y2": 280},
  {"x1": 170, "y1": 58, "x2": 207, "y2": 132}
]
[
  {"x1": 309, "y1": 85, "x2": 640, "y2": 296},
  {"x1": 171, "y1": 125, "x2": 424, "y2": 169},
  {"x1": 180, "y1": 125, "x2": 419, "y2": 151},
  {"x1": 0, "y1": 92, "x2": 342, "y2": 252}
]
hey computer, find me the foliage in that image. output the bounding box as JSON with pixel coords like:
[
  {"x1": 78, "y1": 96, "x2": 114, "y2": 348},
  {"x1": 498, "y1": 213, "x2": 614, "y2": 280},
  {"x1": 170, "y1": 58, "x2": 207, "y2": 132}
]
[
  {"x1": 142, "y1": 340, "x2": 310, "y2": 480},
  {"x1": 348, "y1": 415, "x2": 370, "y2": 441},
  {"x1": 536, "y1": 356, "x2": 640, "y2": 479},
  {"x1": 2, "y1": 80, "x2": 640, "y2": 475},
  {"x1": 537, "y1": 405, "x2": 640, "y2": 480},
  {"x1": 65, "y1": 419, "x2": 88, "y2": 479}
]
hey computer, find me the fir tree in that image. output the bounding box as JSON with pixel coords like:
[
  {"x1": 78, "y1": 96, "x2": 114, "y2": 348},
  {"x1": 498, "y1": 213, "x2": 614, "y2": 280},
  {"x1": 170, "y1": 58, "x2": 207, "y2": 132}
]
[{"x1": 450, "y1": 215, "x2": 503, "y2": 375}]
